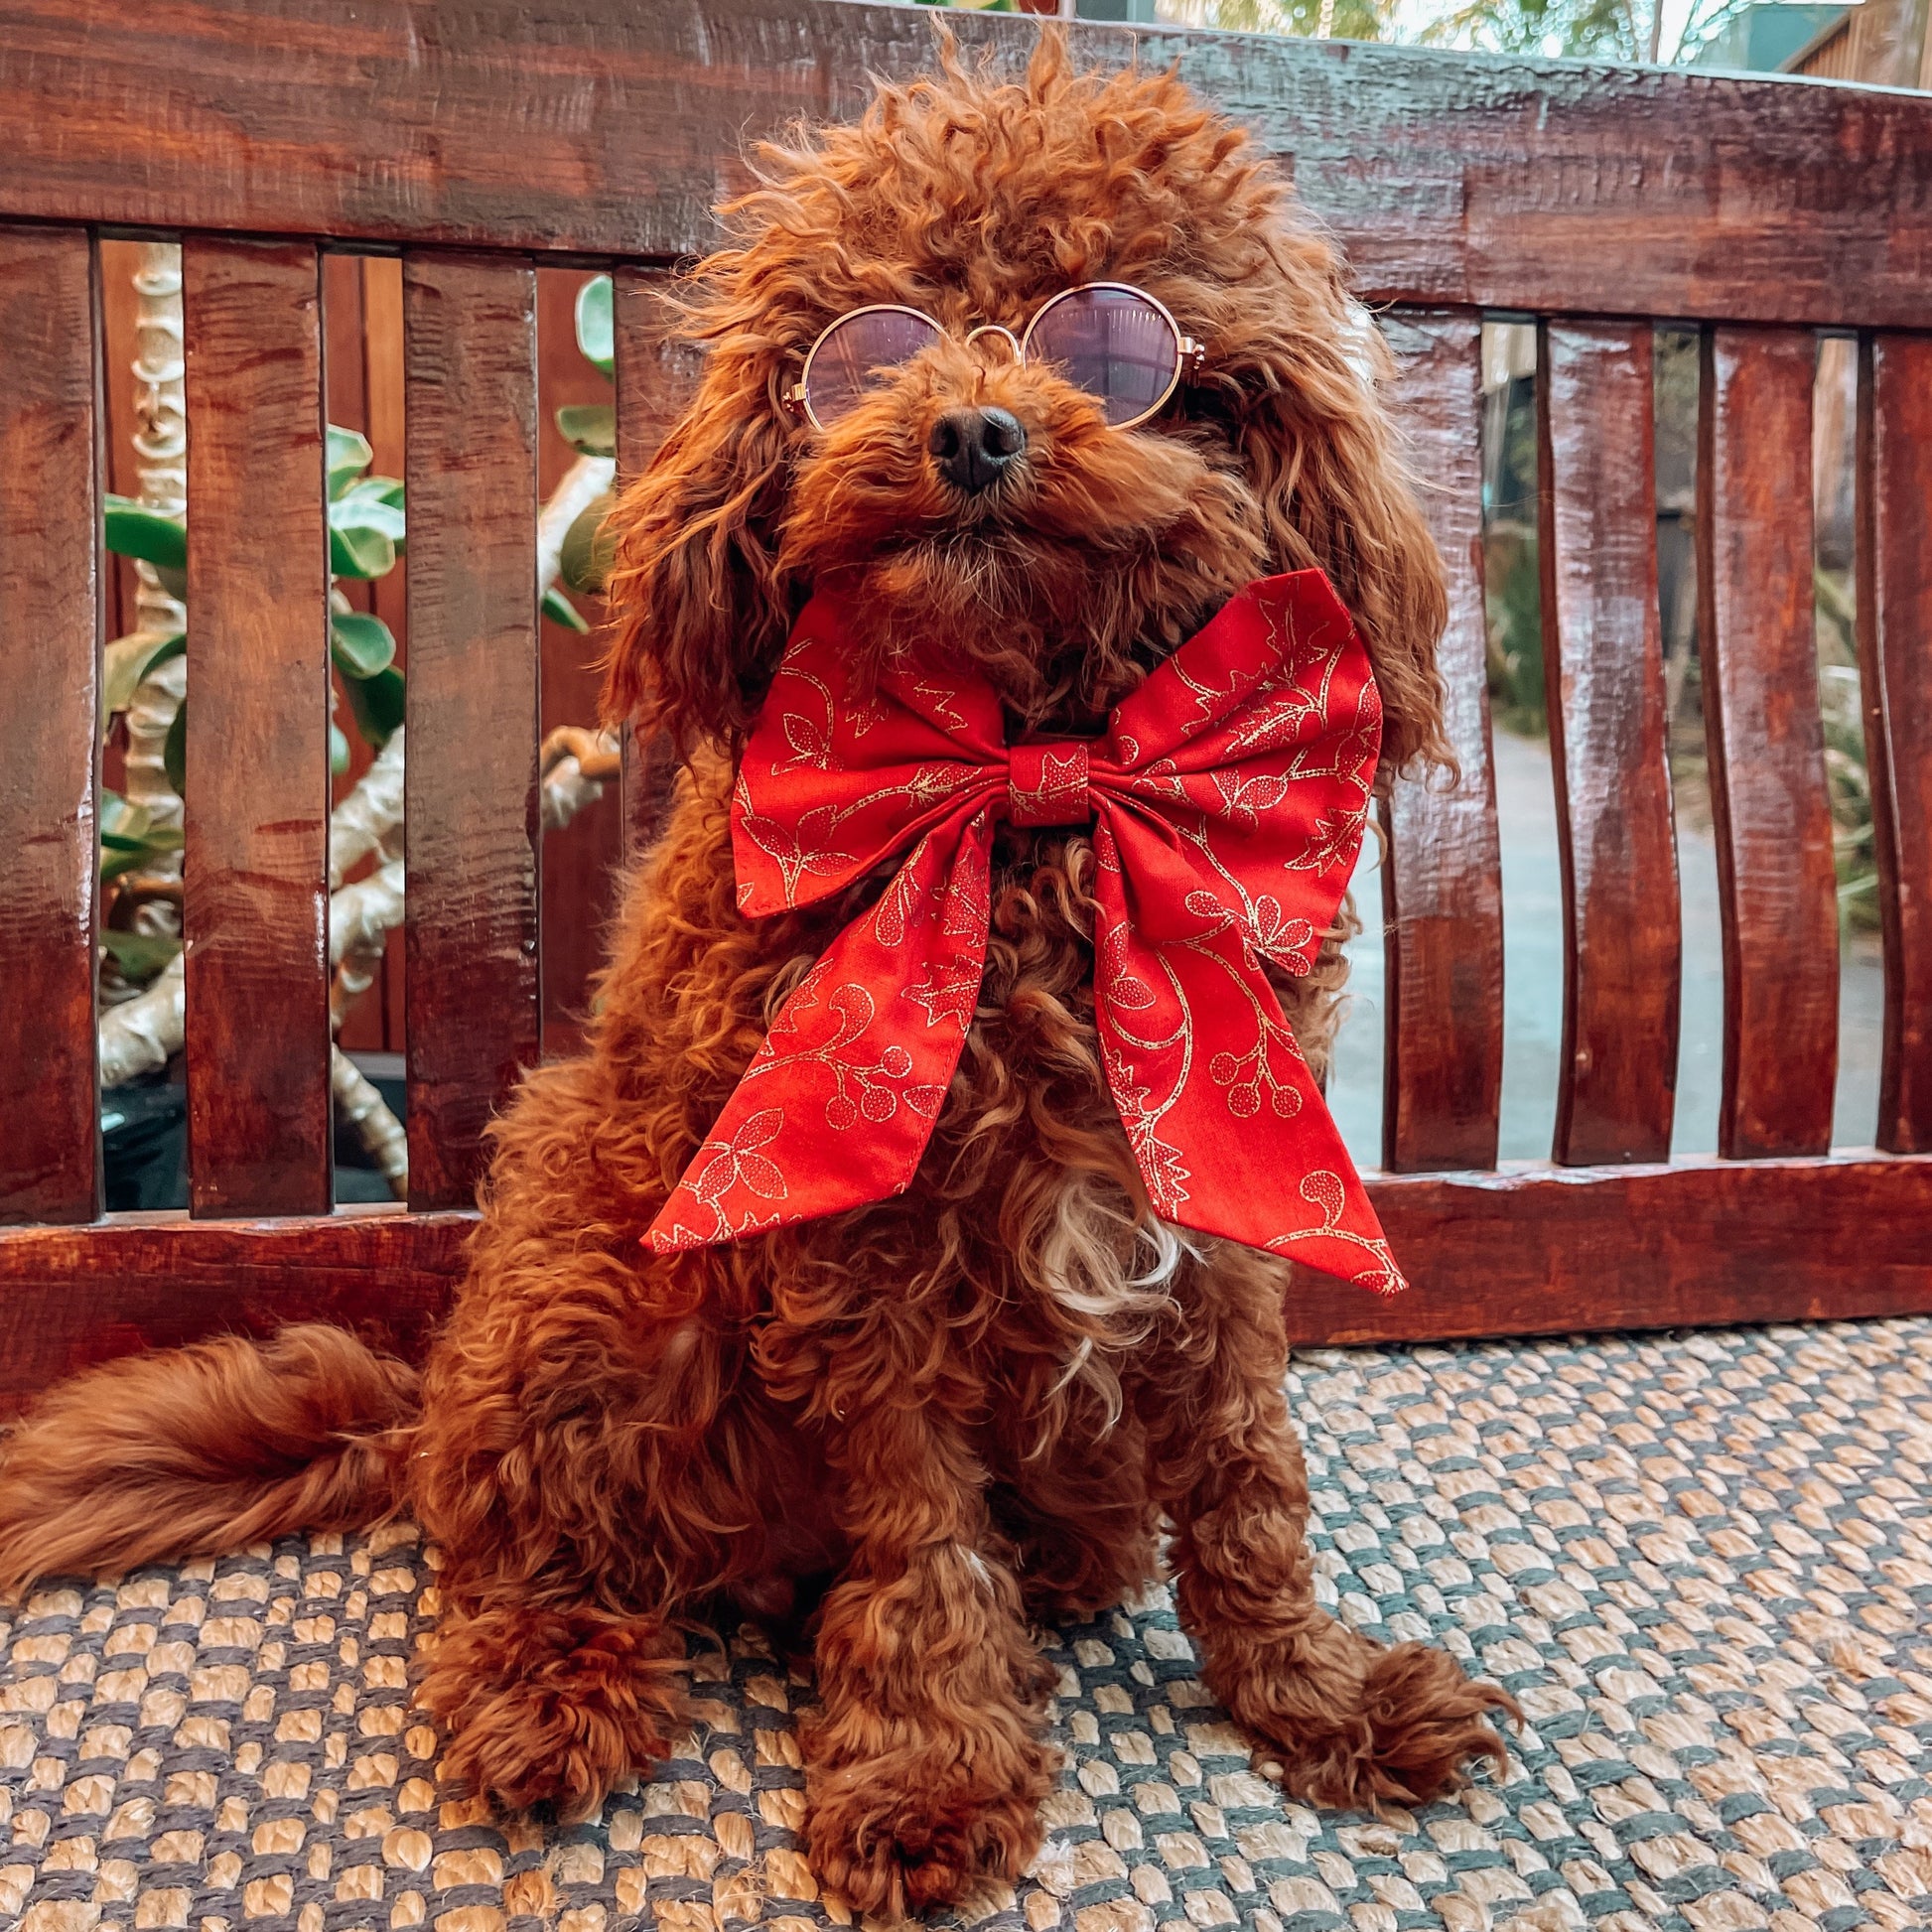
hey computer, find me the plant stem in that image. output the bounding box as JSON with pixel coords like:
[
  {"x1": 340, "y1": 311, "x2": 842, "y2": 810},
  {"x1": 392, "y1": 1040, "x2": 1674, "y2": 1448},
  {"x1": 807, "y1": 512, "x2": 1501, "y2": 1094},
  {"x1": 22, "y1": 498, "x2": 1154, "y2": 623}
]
[
  {"x1": 331, "y1": 1046, "x2": 409, "y2": 1197},
  {"x1": 124, "y1": 242, "x2": 189, "y2": 940}
]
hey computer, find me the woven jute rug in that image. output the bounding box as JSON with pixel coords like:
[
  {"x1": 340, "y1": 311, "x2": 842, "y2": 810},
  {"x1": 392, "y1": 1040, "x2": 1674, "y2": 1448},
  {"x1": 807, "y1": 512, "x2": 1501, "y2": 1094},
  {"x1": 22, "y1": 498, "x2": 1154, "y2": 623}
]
[{"x1": 6, "y1": 1318, "x2": 1932, "y2": 1932}]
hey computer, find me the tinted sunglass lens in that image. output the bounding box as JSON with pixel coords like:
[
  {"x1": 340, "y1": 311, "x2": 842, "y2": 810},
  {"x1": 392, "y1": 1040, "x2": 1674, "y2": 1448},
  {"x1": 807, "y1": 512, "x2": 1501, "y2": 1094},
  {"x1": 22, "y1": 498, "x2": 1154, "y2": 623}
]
[
  {"x1": 1026, "y1": 288, "x2": 1180, "y2": 427},
  {"x1": 803, "y1": 308, "x2": 944, "y2": 426}
]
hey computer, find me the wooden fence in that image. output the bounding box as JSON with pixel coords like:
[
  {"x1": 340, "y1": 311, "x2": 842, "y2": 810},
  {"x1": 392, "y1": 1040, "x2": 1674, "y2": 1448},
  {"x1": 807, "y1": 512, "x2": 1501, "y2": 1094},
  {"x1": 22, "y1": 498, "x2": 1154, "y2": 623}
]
[{"x1": 1, "y1": 0, "x2": 1929, "y2": 1402}]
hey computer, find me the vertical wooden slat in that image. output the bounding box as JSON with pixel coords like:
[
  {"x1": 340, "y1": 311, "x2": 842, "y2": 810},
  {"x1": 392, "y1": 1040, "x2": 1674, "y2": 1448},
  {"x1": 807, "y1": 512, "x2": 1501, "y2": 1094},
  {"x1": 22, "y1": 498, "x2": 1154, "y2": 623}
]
[
  {"x1": 98, "y1": 239, "x2": 143, "y2": 649},
  {"x1": 1377, "y1": 309, "x2": 1503, "y2": 1173},
  {"x1": 1538, "y1": 323, "x2": 1681, "y2": 1166},
  {"x1": 361, "y1": 254, "x2": 410, "y2": 663},
  {"x1": 537, "y1": 268, "x2": 624, "y2": 1059},
  {"x1": 613, "y1": 264, "x2": 704, "y2": 854},
  {"x1": 1699, "y1": 327, "x2": 1839, "y2": 1159},
  {"x1": 361, "y1": 254, "x2": 409, "y2": 1053},
  {"x1": 404, "y1": 253, "x2": 539, "y2": 1210},
  {"x1": 0, "y1": 227, "x2": 101, "y2": 1223},
  {"x1": 182, "y1": 238, "x2": 333, "y2": 1216},
  {"x1": 1859, "y1": 334, "x2": 1932, "y2": 1154}
]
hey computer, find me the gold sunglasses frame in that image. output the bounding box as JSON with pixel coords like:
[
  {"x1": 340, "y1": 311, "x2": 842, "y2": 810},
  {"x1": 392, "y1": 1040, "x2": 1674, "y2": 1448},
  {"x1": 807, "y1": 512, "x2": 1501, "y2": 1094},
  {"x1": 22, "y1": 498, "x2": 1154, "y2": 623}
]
[{"x1": 783, "y1": 281, "x2": 1205, "y2": 434}]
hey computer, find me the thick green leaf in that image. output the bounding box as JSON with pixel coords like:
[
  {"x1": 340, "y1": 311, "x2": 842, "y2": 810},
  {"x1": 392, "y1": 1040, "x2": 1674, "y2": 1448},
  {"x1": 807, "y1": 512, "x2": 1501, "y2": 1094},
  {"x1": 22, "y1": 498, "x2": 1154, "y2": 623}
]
[
  {"x1": 100, "y1": 845, "x2": 150, "y2": 883},
  {"x1": 576, "y1": 274, "x2": 614, "y2": 379},
  {"x1": 558, "y1": 493, "x2": 616, "y2": 596},
  {"x1": 100, "y1": 929, "x2": 182, "y2": 980},
  {"x1": 330, "y1": 611, "x2": 397, "y2": 679},
  {"x1": 100, "y1": 814, "x2": 183, "y2": 882},
  {"x1": 143, "y1": 632, "x2": 187, "y2": 676},
  {"x1": 342, "y1": 474, "x2": 405, "y2": 509},
  {"x1": 330, "y1": 518, "x2": 397, "y2": 581},
  {"x1": 103, "y1": 495, "x2": 187, "y2": 570},
  {"x1": 329, "y1": 490, "x2": 406, "y2": 578},
  {"x1": 164, "y1": 701, "x2": 186, "y2": 794},
  {"x1": 328, "y1": 424, "x2": 374, "y2": 498},
  {"x1": 102, "y1": 630, "x2": 185, "y2": 720},
  {"x1": 542, "y1": 586, "x2": 591, "y2": 633},
  {"x1": 100, "y1": 780, "x2": 179, "y2": 890},
  {"x1": 153, "y1": 563, "x2": 188, "y2": 602},
  {"x1": 331, "y1": 721, "x2": 350, "y2": 775},
  {"x1": 343, "y1": 664, "x2": 405, "y2": 748},
  {"x1": 555, "y1": 402, "x2": 616, "y2": 458},
  {"x1": 99, "y1": 789, "x2": 151, "y2": 850},
  {"x1": 330, "y1": 494, "x2": 406, "y2": 543}
]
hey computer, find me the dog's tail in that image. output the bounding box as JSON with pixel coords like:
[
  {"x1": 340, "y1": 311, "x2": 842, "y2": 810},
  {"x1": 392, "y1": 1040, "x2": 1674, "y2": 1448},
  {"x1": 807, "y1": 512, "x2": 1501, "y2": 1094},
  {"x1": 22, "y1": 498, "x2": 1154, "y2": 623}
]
[{"x1": 0, "y1": 1324, "x2": 419, "y2": 1598}]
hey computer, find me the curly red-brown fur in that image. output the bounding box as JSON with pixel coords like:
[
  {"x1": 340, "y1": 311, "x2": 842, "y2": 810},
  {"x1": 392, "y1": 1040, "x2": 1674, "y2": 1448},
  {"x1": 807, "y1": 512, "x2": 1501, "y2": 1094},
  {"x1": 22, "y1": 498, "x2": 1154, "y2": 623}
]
[
  {"x1": 0, "y1": 29, "x2": 1512, "y2": 1915},
  {"x1": 0, "y1": 1325, "x2": 416, "y2": 1598}
]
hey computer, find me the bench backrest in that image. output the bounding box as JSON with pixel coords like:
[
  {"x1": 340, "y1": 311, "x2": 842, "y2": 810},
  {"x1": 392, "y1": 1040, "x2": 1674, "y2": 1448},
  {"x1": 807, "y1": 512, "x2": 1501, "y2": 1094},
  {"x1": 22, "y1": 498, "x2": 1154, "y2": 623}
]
[{"x1": 1, "y1": 0, "x2": 1929, "y2": 1393}]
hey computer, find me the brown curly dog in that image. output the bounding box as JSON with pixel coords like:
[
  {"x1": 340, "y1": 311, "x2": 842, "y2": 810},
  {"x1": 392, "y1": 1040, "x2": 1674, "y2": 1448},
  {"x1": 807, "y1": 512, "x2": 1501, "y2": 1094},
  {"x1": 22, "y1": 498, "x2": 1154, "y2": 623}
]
[{"x1": 0, "y1": 32, "x2": 1514, "y2": 1918}]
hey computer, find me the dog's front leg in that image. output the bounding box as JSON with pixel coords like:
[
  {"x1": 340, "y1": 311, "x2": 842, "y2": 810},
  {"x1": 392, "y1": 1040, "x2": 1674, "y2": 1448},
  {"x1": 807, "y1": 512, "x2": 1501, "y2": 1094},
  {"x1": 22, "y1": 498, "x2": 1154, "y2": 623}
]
[
  {"x1": 1135, "y1": 1245, "x2": 1516, "y2": 1810},
  {"x1": 413, "y1": 1589, "x2": 687, "y2": 1821},
  {"x1": 801, "y1": 1393, "x2": 1059, "y2": 1919},
  {"x1": 406, "y1": 1119, "x2": 713, "y2": 1821}
]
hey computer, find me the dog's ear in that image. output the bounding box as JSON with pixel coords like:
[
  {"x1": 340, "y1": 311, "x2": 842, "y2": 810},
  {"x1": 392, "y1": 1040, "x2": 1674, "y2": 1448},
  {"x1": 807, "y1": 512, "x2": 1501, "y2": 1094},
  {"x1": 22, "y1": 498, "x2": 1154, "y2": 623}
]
[
  {"x1": 1218, "y1": 279, "x2": 1451, "y2": 779},
  {"x1": 599, "y1": 362, "x2": 794, "y2": 757}
]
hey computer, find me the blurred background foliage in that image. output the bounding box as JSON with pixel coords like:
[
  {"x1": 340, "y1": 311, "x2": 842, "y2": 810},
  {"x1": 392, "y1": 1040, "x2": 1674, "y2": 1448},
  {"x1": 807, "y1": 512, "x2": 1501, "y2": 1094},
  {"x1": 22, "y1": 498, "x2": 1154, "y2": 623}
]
[
  {"x1": 1138, "y1": 0, "x2": 1764, "y2": 60},
  {"x1": 947, "y1": 0, "x2": 1926, "y2": 80}
]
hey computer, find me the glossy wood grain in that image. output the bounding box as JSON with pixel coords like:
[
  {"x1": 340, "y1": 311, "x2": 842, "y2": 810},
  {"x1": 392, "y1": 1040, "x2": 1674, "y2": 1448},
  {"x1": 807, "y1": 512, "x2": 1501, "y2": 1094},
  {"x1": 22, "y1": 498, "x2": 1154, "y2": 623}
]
[
  {"x1": 1288, "y1": 1153, "x2": 1932, "y2": 1343},
  {"x1": 1698, "y1": 328, "x2": 1839, "y2": 1160},
  {"x1": 182, "y1": 238, "x2": 333, "y2": 1216},
  {"x1": 403, "y1": 252, "x2": 540, "y2": 1210},
  {"x1": 1538, "y1": 323, "x2": 1680, "y2": 1165},
  {"x1": 1377, "y1": 310, "x2": 1502, "y2": 1173},
  {"x1": 2, "y1": 2, "x2": 1931, "y2": 327},
  {"x1": 1859, "y1": 335, "x2": 1932, "y2": 1155},
  {"x1": 613, "y1": 265, "x2": 706, "y2": 854},
  {"x1": 5, "y1": 1154, "x2": 1929, "y2": 1408},
  {"x1": 0, "y1": 226, "x2": 100, "y2": 1223},
  {"x1": 0, "y1": 1208, "x2": 467, "y2": 1407}
]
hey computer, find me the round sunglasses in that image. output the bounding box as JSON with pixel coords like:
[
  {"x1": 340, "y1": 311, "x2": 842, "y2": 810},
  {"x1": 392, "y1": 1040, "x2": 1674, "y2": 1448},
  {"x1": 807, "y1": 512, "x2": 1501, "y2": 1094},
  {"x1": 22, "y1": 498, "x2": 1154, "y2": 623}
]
[{"x1": 785, "y1": 282, "x2": 1205, "y2": 434}]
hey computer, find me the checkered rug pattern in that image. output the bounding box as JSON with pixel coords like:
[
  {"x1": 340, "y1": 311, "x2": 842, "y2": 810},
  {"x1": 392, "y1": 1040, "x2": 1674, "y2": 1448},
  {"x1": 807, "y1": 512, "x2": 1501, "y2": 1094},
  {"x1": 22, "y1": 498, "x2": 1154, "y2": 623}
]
[{"x1": 6, "y1": 1317, "x2": 1932, "y2": 1932}]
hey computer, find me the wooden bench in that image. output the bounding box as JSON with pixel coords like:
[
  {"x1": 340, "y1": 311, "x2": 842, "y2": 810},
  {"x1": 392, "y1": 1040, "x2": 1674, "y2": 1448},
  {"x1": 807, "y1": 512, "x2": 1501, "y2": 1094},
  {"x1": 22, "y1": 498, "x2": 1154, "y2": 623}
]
[{"x1": 2, "y1": 0, "x2": 1929, "y2": 1404}]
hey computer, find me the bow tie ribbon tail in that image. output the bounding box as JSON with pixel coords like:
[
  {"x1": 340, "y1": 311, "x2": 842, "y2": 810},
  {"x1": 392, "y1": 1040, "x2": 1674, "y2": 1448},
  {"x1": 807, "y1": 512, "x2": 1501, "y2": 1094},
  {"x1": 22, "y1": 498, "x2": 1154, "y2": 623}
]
[{"x1": 645, "y1": 803, "x2": 996, "y2": 1251}]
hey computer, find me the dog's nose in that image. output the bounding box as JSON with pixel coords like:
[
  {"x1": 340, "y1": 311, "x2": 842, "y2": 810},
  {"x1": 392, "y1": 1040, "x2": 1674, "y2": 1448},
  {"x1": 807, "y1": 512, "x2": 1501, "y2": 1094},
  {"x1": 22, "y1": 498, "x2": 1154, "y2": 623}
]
[{"x1": 928, "y1": 407, "x2": 1026, "y2": 494}]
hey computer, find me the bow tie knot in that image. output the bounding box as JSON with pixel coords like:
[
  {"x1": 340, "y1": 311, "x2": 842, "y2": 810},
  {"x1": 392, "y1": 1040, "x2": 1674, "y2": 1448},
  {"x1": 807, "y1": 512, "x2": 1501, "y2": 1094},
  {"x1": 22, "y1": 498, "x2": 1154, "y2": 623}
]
[
  {"x1": 645, "y1": 571, "x2": 1406, "y2": 1299},
  {"x1": 1005, "y1": 741, "x2": 1092, "y2": 828}
]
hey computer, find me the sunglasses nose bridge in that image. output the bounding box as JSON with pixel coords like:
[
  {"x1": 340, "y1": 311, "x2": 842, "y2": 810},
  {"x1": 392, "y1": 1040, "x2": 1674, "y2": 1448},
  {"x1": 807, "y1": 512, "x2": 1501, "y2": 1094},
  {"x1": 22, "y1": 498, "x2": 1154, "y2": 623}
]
[{"x1": 963, "y1": 323, "x2": 1023, "y2": 366}]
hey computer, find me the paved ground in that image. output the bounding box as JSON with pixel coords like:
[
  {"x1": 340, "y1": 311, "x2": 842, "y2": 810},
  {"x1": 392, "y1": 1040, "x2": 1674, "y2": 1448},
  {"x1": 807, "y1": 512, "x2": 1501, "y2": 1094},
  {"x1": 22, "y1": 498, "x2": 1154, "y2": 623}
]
[
  {"x1": 6, "y1": 1317, "x2": 1932, "y2": 1931},
  {"x1": 1329, "y1": 729, "x2": 1885, "y2": 1169}
]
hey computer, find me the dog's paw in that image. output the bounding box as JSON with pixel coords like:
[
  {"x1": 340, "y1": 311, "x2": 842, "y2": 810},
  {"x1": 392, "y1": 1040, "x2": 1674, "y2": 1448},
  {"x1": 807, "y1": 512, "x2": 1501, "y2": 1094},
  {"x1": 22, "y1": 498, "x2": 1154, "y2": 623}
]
[
  {"x1": 1347, "y1": 1639, "x2": 1519, "y2": 1806},
  {"x1": 418, "y1": 1608, "x2": 687, "y2": 1821},
  {"x1": 1234, "y1": 1637, "x2": 1517, "y2": 1812},
  {"x1": 805, "y1": 1740, "x2": 1053, "y2": 1919}
]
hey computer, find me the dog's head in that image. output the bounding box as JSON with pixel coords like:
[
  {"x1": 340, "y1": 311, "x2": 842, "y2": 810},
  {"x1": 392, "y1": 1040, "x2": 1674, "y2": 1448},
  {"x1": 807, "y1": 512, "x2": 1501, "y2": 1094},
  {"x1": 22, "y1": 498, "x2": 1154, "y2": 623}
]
[{"x1": 602, "y1": 30, "x2": 1448, "y2": 771}]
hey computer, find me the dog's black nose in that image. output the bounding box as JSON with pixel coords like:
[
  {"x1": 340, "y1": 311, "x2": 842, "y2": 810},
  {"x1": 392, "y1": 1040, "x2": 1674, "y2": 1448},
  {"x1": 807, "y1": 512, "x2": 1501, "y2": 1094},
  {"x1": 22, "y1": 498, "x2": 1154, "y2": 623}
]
[{"x1": 928, "y1": 407, "x2": 1026, "y2": 493}]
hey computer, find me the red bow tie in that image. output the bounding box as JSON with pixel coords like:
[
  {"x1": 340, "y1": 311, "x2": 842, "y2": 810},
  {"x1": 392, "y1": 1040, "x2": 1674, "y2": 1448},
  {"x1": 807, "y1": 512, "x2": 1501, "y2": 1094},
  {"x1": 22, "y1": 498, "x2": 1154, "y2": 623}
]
[{"x1": 645, "y1": 570, "x2": 1405, "y2": 1296}]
